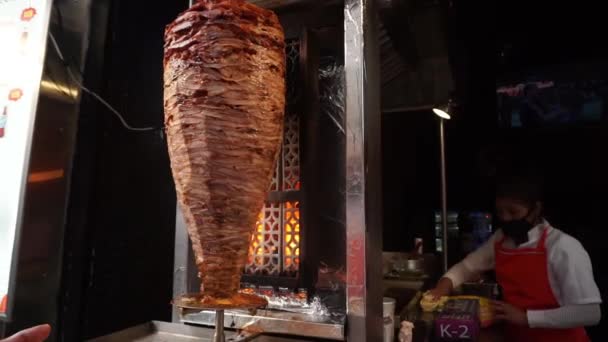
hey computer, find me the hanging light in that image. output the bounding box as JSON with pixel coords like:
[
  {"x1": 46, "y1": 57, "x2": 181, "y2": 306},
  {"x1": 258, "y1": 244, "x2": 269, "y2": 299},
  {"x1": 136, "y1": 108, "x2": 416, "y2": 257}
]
[{"x1": 432, "y1": 99, "x2": 453, "y2": 120}]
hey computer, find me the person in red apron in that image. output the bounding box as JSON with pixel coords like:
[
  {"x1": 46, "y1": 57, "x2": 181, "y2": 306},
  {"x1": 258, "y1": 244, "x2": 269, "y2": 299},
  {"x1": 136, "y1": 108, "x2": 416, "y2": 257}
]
[{"x1": 430, "y1": 170, "x2": 601, "y2": 341}]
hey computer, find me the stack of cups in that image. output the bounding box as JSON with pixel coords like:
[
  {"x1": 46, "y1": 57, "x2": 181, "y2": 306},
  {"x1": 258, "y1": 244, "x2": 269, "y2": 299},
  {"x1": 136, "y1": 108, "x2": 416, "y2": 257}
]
[{"x1": 383, "y1": 297, "x2": 397, "y2": 342}]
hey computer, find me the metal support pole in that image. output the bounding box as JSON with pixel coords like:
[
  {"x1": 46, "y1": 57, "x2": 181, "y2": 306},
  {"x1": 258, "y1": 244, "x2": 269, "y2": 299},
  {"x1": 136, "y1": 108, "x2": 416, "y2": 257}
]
[
  {"x1": 189, "y1": 0, "x2": 194, "y2": 7},
  {"x1": 345, "y1": 0, "x2": 383, "y2": 341},
  {"x1": 214, "y1": 310, "x2": 225, "y2": 342},
  {"x1": 439, "y1": 119, "x2": 449, "y2": 273}
]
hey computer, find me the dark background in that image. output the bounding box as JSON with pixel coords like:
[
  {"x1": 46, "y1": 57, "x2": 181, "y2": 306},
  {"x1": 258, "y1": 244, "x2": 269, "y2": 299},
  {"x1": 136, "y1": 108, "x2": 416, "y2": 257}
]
[
  {"x1": 382, "y1": 0, "x2": 607, "y2": 339},
  {"x1": 58, "y1": 0, "x2": 182, "y2": 339}
]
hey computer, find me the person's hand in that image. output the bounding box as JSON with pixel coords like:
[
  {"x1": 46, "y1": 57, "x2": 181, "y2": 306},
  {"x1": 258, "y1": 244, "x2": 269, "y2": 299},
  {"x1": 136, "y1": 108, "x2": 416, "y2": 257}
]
[
  {"x1": 1, "y1": 324, "x2": 51, "y2": 342},
  {"x1": 492, "y1": 301, "x2": 528, "y2": 326},
  {"x1": 428, "y1": 277, "x2": 453, "y2": 299}
]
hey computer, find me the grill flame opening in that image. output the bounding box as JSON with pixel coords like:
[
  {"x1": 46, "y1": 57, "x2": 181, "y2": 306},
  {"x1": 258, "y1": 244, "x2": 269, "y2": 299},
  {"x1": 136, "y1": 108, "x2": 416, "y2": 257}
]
[
  {"x1": 246, "y1": 201, "x2": 301, "y2": 276},
  {"x1": 245, "y1": 40, "x2": 302, "y2": 278}
]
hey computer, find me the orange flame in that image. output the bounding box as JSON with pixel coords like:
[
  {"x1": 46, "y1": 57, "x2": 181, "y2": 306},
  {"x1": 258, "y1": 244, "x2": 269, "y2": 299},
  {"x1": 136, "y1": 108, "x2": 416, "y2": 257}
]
[
  {"x1": 247, "y1": 202, "x2": 300, "y2": 272},
  {"x1": 247, "y1": 210, "x2": 265, "y2": 265}
]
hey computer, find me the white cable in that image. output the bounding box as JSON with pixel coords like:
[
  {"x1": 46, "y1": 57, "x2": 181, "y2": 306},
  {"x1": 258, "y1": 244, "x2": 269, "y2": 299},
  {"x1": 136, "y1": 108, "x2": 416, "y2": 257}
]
[
  {"x1": 66, "y1": 67, "x2": 156, "y2": 131},
  {"x1": 48, "y1": 32, "x2": 157, "y2": 132},
  {"x1": 48, "y1": 30, "x2": 66, "y2": 61}
]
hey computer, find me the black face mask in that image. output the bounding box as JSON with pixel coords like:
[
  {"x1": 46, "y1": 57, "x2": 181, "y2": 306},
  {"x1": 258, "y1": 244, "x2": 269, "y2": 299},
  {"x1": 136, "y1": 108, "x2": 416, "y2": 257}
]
[
  {"x1": 500, "y1": 219, "x2": 534, "y2": 245},
  {"x1": 498, "y1": 207, "x2": 537, "y2": 245}
]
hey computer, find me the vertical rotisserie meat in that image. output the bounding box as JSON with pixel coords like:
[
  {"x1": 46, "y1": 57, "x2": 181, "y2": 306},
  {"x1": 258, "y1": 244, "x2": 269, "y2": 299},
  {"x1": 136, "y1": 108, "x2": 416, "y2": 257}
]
[{"x1": 164, "y1": 0, "x2": 285, "y2": 301}]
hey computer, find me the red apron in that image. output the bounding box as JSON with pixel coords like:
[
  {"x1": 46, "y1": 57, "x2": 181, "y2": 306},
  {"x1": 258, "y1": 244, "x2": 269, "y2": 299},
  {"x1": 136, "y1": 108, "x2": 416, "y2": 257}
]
[{"x1": 495, "y1": 227, "x2": 589, "y2": 342}]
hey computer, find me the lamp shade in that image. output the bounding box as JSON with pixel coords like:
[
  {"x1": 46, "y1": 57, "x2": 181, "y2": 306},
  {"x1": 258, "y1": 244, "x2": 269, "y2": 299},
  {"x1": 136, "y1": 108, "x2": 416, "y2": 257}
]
[{"x1": 432, "y1": 99, "x2": 454, "y2": 120}]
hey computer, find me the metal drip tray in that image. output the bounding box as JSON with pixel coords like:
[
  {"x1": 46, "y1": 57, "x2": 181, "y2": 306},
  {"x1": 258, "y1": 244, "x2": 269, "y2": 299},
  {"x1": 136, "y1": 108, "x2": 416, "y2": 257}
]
[
  {"x1": 180, "y1": 309, "x2": 345, "y2": 340},
  {"x1": 88, "y1": 321, "x2": 314, "y2": 342},
  {"x1": 88, "y1": 321, "x2": 243, "y2": 342}
]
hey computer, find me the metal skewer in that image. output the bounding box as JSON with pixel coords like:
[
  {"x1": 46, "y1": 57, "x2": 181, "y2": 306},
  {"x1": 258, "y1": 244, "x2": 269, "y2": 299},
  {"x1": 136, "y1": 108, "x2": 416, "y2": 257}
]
[{"x1": 214, "y1": 309, "x2": 225, "y2": 342}]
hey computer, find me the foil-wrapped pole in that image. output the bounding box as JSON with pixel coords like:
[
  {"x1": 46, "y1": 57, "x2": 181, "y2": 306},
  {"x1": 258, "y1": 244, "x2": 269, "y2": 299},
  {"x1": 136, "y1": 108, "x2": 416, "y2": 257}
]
[{"x1": 344, "y1": 0, "x2": 383, "y2": 340}]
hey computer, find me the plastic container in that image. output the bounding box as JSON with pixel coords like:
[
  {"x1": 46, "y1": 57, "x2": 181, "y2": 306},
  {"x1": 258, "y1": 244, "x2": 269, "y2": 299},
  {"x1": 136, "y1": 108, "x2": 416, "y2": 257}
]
[{"x1": 383, "y1": 297, "x2": 397, "y2": 342}]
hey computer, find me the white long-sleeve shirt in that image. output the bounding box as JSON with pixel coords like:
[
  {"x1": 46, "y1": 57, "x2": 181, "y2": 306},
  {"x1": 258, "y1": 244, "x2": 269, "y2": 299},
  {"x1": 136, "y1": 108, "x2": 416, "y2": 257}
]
[{"x1": 444, "y1": 221, "x2": 602, "y2": 328}]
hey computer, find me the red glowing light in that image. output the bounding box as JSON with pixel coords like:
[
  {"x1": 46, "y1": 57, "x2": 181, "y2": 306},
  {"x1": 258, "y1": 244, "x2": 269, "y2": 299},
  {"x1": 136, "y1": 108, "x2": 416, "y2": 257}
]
[{"x1": 21, "y1": 8, "x2": 37, "y2": 21}]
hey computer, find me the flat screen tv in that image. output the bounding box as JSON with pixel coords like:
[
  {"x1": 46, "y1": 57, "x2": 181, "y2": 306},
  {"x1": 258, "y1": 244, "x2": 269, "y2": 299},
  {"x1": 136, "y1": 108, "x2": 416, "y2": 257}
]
[{"x1": 497, "y1": 77, "x2": 608, "y2": 128}]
